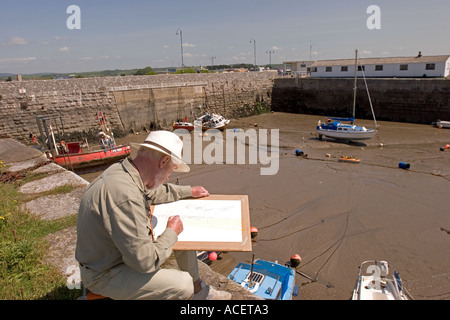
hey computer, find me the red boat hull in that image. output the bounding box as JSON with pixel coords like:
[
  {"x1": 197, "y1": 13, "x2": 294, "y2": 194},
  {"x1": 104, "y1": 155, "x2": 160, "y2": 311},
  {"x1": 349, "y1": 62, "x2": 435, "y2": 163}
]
[
  {"x1": 173, "y1": 123, "x2": 195, "y2": 131},
  {"x1": 53, "y1": 145, "x2": 131, "y2": 170}
]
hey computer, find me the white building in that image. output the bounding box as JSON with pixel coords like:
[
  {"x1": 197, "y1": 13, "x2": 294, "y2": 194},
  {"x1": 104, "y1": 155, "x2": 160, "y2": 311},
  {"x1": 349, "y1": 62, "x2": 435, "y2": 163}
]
[
  {"x1": 283, "y1": 60, "x2": 314, "y2": 77},
  {"x1": 284, "y1": 53, "x2": 450, "y2": 78}
]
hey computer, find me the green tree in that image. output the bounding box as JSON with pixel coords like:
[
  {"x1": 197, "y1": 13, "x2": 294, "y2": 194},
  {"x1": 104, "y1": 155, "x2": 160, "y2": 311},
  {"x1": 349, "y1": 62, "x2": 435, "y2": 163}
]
[{"x1": 134, "y1": 67, "x2": 156, "y2": 75}]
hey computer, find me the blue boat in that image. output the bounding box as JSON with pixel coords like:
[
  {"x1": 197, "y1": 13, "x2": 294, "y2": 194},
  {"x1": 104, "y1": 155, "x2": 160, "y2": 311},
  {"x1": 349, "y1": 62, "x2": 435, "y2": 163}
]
[{"x1": 227, "y1": 259, "x2": 298, "y2": 300}]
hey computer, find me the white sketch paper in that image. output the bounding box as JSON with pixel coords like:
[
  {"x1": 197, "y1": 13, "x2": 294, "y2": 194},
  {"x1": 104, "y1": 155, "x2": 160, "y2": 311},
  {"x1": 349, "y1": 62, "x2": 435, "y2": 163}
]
[{"x1": 151, "y1": 200, "x2": 243, "y2": 243}]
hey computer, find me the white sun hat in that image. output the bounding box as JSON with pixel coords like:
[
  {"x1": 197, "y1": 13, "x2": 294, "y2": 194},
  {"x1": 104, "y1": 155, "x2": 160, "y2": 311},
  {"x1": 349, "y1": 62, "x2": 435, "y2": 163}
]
[{"x1": 131, "y1": 130, "x2": 189, "y2": 172}]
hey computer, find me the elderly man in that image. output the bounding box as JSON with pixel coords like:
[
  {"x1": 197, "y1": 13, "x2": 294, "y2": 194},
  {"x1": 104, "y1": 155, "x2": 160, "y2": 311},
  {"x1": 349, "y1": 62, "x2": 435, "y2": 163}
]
[{"x1": 76, "y1": 130, "x2": 231, "y2": 300}]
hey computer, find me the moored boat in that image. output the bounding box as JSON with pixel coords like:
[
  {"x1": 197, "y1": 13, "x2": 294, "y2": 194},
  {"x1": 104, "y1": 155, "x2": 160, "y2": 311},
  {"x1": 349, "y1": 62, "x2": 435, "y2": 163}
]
[
  {"x1": 351, "y1": 260, "x2": 413, "y2": 300},
  {"x1": 52, "y1": 142, "x2": 131, "y2": 170},
  {"x1": 317, "y1": 50, "x2": 378, "y2": 141},
  {"x1": 173, "y1": 120, "x2": 195, "y2": 131},
  {"x1": 36, "y1": 113, "x2": 131, "y2": 171},
  {"x1": 338, "y1": 155, "x2": 360, "y2": 163},
  {"x1": 317, "y1": 118, "x2": 377, "y2": 141},
  {"x1": 434, "y1": 119, "x2": 450, "y2": 129},
  {"x1": 197, "y1": 113, "x2": 230, "y2": 130},
  {"x1": 227, "y1": 257, "x2": 298, "y2": 300}
]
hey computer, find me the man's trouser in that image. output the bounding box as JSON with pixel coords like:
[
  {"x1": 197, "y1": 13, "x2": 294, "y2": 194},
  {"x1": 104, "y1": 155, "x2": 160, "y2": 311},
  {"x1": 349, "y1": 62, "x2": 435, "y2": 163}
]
[{"x1": 80, "y1": 251, "x2": 199, "y2": 300}]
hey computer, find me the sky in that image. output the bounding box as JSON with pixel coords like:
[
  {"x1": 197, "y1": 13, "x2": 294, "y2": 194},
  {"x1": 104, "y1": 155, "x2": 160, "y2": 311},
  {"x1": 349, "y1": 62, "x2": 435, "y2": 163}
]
[{"x1": 1, "y1": 0, "x2": 449, "y2": 74}]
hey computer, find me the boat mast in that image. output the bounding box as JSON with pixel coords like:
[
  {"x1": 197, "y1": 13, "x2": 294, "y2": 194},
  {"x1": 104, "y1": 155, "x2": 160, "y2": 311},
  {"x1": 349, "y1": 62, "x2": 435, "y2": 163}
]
[{"x1": 352, "y1": 49, "x2": 358, "y2": 120}]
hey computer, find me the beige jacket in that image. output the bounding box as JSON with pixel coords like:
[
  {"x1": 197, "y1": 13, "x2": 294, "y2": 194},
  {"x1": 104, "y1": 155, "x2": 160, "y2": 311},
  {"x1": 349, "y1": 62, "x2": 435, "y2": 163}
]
[{"x1": 75, "y1": 158, "x2": 192, "y2": 275}]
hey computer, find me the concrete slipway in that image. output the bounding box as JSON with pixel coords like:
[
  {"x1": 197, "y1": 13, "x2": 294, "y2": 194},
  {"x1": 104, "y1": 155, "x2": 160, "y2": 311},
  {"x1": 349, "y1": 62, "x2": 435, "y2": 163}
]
[{"x1": 0, "y1": 138, "x2": 260, "y2": 300}]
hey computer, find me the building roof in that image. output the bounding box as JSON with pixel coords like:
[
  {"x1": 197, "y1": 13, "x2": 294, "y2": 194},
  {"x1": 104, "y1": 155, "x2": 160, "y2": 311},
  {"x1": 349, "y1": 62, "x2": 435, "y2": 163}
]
[{"x1": 311, "y1": 55, "x2": 450, "y2": 67}]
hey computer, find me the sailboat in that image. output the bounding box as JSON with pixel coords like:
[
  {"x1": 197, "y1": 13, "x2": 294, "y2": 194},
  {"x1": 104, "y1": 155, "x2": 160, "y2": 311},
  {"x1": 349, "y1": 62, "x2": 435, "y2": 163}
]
[{"x1": 317, "y1": 50, "x2": 378, "y2": 141}]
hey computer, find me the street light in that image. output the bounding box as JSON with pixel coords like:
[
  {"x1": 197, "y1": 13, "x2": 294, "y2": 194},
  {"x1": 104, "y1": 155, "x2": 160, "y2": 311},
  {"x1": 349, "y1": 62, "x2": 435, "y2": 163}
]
[
  {"x1": 266, "y1": 50, "x2": 275, "y2": 69},
  {"x1": 249, "y1": 38, "x2": 256, "y2": 70},
  {"x1": 176, "y1": 29, "x2": 184, "y2": 69}
]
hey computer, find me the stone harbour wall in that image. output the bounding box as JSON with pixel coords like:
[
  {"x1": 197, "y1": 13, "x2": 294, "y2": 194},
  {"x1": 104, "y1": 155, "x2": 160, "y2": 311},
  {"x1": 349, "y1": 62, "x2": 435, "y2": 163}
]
[
  {"x1": 272, "y1": 77, "x2": 450, "y2": 124},
  {"x1": 0, "y1": 72, "x2": 277, "y2": 144}
]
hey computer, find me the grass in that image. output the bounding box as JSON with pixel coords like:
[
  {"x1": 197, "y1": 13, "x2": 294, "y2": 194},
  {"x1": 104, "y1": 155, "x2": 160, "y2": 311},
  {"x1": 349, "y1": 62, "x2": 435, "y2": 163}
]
[{"x1": 0, "y1": 167, "x2": 82, "y2": 300}]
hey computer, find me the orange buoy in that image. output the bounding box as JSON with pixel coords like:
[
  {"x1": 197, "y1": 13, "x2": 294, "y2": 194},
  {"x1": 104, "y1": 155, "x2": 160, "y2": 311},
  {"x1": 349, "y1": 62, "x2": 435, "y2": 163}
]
[
  {"x1": 290, "y1": 254, "x2": 302, "y2": 268},
  {"x1": 250, "y1": 226, "x2": 258, "y2": 238},
  {"x1": 208, "y1": 252, "x2": 218, "y2": 261},
  {"x1": 445, "y1": 144, "x2": 450, "y2": 149}
]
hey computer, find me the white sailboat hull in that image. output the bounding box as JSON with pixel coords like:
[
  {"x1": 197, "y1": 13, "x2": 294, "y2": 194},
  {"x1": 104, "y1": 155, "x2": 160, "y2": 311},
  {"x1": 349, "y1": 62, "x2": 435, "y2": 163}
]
[{"x1": 317, "y1": 127, "x2": 377, "y2": 140}]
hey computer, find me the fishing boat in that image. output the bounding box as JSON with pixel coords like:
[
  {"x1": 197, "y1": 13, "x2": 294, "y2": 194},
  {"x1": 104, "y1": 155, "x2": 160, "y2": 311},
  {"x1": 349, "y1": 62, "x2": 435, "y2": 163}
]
[
  {"x1": 52, "y1": 142, "x2": 131, "y2": 170},
  {"x1": 351, "y1": 260, "x2": 413, "y2": 300},
  {"x1": 197, "y1": 113, "x2": 230, "y2": 130},
  {"x1": 317, "y1": 50, "x2": 378, "y2": 141},
  {"x1": 338, "y1": 155, "x2": 360, "y2": 163},
  {"x1": 36, "y1": 113, "x2": 131, "y2": 171},
  {"x1": 227, "y1": 257, "x2": 298, "y2": 300}
]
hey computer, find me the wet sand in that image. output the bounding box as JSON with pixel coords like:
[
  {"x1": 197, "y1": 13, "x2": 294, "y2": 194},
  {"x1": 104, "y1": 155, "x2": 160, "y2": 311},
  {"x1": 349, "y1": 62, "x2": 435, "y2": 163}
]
[{"x1": 80, "y1": 112, "x2": 450, "y2": 300}]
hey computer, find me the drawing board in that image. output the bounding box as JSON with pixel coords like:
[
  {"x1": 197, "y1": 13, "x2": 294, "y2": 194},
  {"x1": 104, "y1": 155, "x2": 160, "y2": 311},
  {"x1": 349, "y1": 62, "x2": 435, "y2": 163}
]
[{"x1": 150, "y1": 195, "x2": 251, "y2": 251}]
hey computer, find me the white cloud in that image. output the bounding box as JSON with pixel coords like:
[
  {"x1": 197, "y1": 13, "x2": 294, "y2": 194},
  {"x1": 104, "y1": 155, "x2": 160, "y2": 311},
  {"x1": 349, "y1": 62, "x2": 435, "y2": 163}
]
[
  {"x1": 0, "y1": 57, "x2": 37, "y2": 64},
  {"x1": 79, "y1": 56, "x2": 110, "y2": 61},
  {"x1": 59, "y1": 47, "x2": 70, "y2": 52},
  {"x1": 1, "y1": 37, "x2": 30, "y2": 46},
  {"x1": 182, "y1": 43, "x2": 196, "y2": 48}
]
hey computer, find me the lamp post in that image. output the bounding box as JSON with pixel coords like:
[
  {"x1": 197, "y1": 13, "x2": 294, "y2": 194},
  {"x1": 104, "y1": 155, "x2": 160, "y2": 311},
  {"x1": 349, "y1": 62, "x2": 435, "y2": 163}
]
[
  {"x1": 176, "y1": 29, "x2": 184, "y2": 70},
  {"x1": 266, "y1": 50, "x2": 275, "y2": 69},
  {"x1": 249, "y1": 38, "x2": 256, "y2": 70}
]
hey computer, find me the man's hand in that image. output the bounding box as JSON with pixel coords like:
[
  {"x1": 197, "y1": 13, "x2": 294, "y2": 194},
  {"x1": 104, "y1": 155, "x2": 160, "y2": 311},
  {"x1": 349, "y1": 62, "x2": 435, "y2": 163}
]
[
  {"x1": 166, "y1": 215, "x2": 183, "y2": 235},
  {"x1": 191, "y1": 186, "x2": 209, "y2": 198}
]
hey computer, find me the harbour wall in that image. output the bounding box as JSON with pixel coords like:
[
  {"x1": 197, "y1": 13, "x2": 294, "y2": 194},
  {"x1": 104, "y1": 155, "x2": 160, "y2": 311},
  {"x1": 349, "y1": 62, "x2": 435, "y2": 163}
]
[
  {"x1": 271, "y1": 78, "x2": 450, "y2": 124},
  {"x1": 1, "y1": 74, "x2": 449, "y2": 145},
  {"x1": 0, "y1": 72, "x2": 276, "y2": 144}
]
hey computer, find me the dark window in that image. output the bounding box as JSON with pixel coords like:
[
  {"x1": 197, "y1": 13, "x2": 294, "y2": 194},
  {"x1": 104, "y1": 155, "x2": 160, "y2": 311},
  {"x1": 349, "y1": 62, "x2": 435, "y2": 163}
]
[
  {"x1": 400, "y1": 64, "x2": 408, "y2": 71},
  {"x1": 426, "y1": 63, "x2": 435, "y2": 70},
  {"x1": 358, "y1": 66, "x2": 365, "y2": 71},
  {"x1": 375, "y1": 65, "x2": 383, "y2": 71},
  {"x1": 341, "y1": 66, "x2": 348, "y2": 72},
  {"x1": 326, "y1": 67, "x2": 332, "y2": 72}
]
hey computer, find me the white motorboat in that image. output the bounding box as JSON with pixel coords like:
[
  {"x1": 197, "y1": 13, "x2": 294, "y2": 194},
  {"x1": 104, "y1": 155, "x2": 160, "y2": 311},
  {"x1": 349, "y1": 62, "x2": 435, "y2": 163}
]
[
  {"x1": 351, "y1": 260, "x2": 413, "y2": 300},
  {"x1": 317, "y1": 50, "x2": 378, "y2": 141},
  {"x1": 197, "y1": 113, "x2": 230, "y2": 130},
  {"x1": 435, "y1": 119, "x2": 450, "y2": 129}
]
